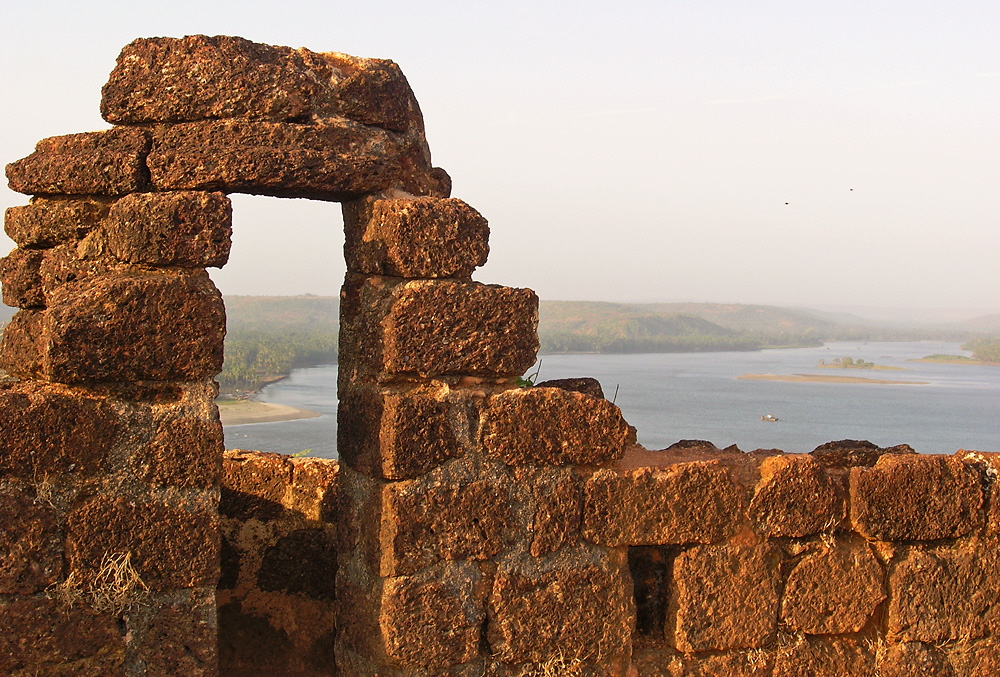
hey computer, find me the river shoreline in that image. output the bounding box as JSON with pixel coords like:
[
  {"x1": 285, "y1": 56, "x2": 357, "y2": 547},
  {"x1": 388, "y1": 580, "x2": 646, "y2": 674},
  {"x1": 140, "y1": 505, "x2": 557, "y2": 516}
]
[{"x1": 218, "y1": 399, "x2": 322, "y2": 426}]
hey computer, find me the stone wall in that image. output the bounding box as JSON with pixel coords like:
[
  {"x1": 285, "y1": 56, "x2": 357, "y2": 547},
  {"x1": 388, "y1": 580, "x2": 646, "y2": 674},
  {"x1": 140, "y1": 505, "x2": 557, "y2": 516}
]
[{"x1": 2, "y1": 35, "x2": 998, "y2": 676}]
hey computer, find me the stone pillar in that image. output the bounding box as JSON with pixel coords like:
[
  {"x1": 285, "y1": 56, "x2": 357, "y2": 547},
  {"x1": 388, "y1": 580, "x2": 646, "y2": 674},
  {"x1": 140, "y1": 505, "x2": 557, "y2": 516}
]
[
  {"x1": 335, "y1": 195, "x2": 637, "y2": 675},
  {"x1": 1, "y1": 176, "x2": 228, "y2": 673}
]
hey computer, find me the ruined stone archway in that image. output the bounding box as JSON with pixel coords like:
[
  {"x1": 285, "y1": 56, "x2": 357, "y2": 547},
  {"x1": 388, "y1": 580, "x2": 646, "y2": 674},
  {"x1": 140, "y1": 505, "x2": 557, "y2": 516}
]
[{"x1": 3, "y1": 35, "x2": 999, "y2": 677}]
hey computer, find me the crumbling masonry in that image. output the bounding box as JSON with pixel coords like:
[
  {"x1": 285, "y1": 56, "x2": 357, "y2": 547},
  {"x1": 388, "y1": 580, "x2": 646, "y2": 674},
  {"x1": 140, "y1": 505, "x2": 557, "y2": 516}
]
[{"x1": 1, "y1": 36, "x2": 998, "y2": 676}]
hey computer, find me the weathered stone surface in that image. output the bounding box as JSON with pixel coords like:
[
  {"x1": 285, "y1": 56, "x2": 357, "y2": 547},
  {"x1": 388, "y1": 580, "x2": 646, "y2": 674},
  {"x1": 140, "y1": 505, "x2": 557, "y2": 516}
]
[
  {"x1": 535, "y1": 376, "x2": 606, "y2": 399},
  {"x1": 102, "y1": 36, "x2": 424, "y2": 133},
  {"x1": 104, "y1": 190, "x2": 232, "y2": 267},
  {"x1": 337, "y1": 382, "x2": 473, "y2": 480},
  {"x1": 481, "y1": 387, "x2": 631, "y2": 466},
  {"x1": 343, "y1": 196, "x2": 489, "y2": 278},
  {"x1": 382, "y1": 562, "x2": 488, "y2": 669},
  {"x1": 4, "y1": 197, "x2": 109, "y2": 248},
  {"x1": 37, "y1": 242, "x2": 115, "y2": 302},
  {"x1": 147, "y1": 409, "x2": 224, "y2": 489},
  {"x1": 0, "y1": 309, "x2": 44, "y2": 377},
  {"x1": 148, "y1": 118, "x2": 448, "y2": 199},
  {"x1": 39, "y1": 270, "x2": 225, "y2": 383},
  {"x1": 0, "y1": 381, "x2": 118, "y2": 480},
  {"x1": 876, "y1": 642, "x2": 953, "y2": 677},
  {"x1": 0, "y1": 596, "x2": 124, "y2": 675},
  {"x1": 944, "y1": 638, "x2": 1000, "y2": 677},
  {"x1": 126, "y1": 588, "x2": 218, "y2": 675},
  {"x1": 0, "y1": 247, "x2": 44, "y2": 308},
  {"x1": 379, "y1": 459, "x2": 512, "y2": 576},
  {"x1": 0, "y1": 485, "x2": 63, "y2": 594},
  {"x1": 221, "y1": 450, "x2": 293, "y2": 521},
  {"x1": 750, "y1": 454, "x2": 842, "y2": 537},
  {"x1": 888, "y1": 543, "x2": 1000, "y2": 642},
  {"x1": 520, "y1": 466, "x2": 585, "y2": 557},
  {"x1": 488, "y1": 548, "x2": 634, "y2": 665},
  {"x1": 6, "y1": 127, "x2": 151, "y2": 196},
  {"x1": 811, "y1": 438, "x2": 915, "y2": 468},
  {"x1": 771, "y1": 638, "x2": 874, "y2": 677},
  {"x1": 339, "y1": 276, "x2": 538, "y2": 380},
  {"x1": 583, "y1": 460, "x2": 747, "y2": 546},
  {"x1": 780, "y1": 543, "x2": 885, "y2": 634},
  {"x1": 257, "y1": 528, "x2": 338, "y2": 599},
  {"x1": 851, "y1": 455, "x2": 984, "y2": 541},
  {"x1": 67, "y1": 495, "x2": 219, "y2": 590},
  {"x1": 671, "y1": 543, "x2": 780, "y2": 652},
  {"x1": 287, "y1": 455, "x2": 340, "y2": 521}
]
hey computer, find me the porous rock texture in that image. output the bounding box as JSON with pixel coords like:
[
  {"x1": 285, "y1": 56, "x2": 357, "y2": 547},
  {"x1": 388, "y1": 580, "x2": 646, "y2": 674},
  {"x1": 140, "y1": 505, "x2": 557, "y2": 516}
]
[{"x1": 3, "y1": 34, "x2": 1000, "y2": 677}]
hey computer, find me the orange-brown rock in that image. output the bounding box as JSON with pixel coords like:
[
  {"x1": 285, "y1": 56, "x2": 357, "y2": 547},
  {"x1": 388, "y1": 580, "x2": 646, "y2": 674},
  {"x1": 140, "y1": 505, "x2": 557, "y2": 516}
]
[
  {"x1": 378, "y1": 459, "x2": 512, "y2": 576},
  {"x1": 876, "y1": 642, "x2": 953, "y2": 677},
  {"x1": 888, "y1": 543, "x2": 1000, "y2": 643},
  {"x1": 583, "y1": 460, "x2": 747, "y2": 546},
  {"x1": 339, "y1": 276, "x2": 538, "y2": 380},
  {"x1": 0, "y1": 309, "x2": 45, "y2": 376},
  {"x1": 286, "y1": 455, "x2": 340, "y2": 522},
  {"x1": 4, "y1": 197, "x2": 109, "y2": 248},
  {"x1": 520, "y1": 466, "x2": 585, "y2": 557},
  {"x1": 480, "y1": 387, "x2": 631, "y2": 466},
  {"x1": 771, "y1": 637, "x2": 874, "y2": 677},
  {"x1": 488, "y1": 548, "x2": 634, "y2": 666},
  {"x1": 66, "y1": 494, "x2": 218, "y2": 590},
  {"x1": 780, "y1": 542, "x2": 885, "y2": 634},
  {"x1": 671, "y1": 543, "x2": 780, "y2": 652},
  {"x1": 6, "y1": 127, "x2": 151, "y2": 196},
  {"x1": 343, "y1": 196, "x2": 489, "y2": 278},
  {"x1": 102, "y1": 36, "x2": 424, "y2": 133},
  {"x1": 337, "y1": 382, "x2": 473, "y2": 480},
  {"x1": 104, "y1": 191, "x2": 232, "y2": 267},
  {"x1": 0, "y1": 597, "x2": 124, "y2": 675},
  {"x1": 0, "y1": 247, "x2": 44, "y2": 308},
  {"x1": 381, "y1": 562, "x2": 489, "y2": 669},
  {"x1": 36, "y1": 242, "x2": 115, "y2": 302},
  {"x1": 0, "y1": 485, "x2": 63, "y2": 594},
  {"x1": 221, "y1": 450, "x2": 294, "y2": 522},
  {"x1": 851, "y1": 454, "x2": 984, "y2": 541},
  {"x1": 535, "y1": 376, "x2": 606, "y2": 399},
  {"x1": 18, "y1": 270, "x2": 225, "y2": 383},
  {"x1": 750, "y1": 453, "x2": 843, "y2": 537},
  {"x1": 126, "y1": 588, "x2": 218, "y2": 675},
  {"x1": 147, "y1": 405, "x2": 224, "y2": 489},
  {"x1": 147, "y1": 118, "x2": 445, "y2": 200},
  {"x1": 0, "y1": 380, "x2": 118, "y2": 480}
]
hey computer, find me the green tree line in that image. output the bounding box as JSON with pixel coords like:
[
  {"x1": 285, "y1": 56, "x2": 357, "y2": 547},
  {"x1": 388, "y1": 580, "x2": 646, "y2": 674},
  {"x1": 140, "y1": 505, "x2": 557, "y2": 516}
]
[{"x1": 964, "y1": 336, "x2": 1000, "y2": 363}]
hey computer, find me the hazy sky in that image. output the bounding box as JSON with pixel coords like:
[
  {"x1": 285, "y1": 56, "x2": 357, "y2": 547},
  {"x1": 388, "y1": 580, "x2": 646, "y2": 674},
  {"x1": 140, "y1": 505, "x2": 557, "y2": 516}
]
[{"x1": 2, "y1": 1, "x2": 998, "y2": 314}]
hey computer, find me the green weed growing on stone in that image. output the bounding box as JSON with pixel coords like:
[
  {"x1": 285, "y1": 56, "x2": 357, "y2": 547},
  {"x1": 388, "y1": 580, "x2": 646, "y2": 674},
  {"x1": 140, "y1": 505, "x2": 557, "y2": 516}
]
[{"x1": 516, "y1": 361, "x2": 542, "y2": 388}]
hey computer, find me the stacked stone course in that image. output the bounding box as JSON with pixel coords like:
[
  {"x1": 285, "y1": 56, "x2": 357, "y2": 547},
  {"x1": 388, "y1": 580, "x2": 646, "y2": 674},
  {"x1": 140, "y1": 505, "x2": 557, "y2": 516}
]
[{"x1": 2, "y1": 35, "x2": 999, "y2": 676}]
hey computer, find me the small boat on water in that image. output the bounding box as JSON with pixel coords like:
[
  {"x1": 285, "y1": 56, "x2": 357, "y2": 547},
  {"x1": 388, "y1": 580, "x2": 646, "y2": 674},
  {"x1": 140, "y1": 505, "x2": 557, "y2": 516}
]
[{"x1": 761, "y1": 414, "x2": 779, "y2": 422}]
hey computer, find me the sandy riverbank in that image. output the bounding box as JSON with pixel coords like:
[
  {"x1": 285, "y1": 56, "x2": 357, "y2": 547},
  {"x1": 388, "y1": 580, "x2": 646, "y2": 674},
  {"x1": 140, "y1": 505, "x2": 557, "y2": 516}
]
[
  {"x1": 737, "y1": 373, "x2": 927, "y2": 385},
  {"x1": 217, "y1": 399, "x2": 322, "y2": 426}
]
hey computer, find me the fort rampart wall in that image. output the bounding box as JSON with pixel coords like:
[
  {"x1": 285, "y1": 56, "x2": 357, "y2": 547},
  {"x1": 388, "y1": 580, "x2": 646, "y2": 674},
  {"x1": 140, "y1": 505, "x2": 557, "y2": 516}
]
[{"x1": 1, "y1": 36, "x2": 996, "y2": 676}]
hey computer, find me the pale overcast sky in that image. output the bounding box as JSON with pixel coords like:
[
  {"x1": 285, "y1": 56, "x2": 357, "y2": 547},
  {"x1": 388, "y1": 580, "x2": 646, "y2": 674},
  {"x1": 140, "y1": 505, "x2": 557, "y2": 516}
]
[{"x1": 2, "y1": 1, "x2": 998, "y2": 314}]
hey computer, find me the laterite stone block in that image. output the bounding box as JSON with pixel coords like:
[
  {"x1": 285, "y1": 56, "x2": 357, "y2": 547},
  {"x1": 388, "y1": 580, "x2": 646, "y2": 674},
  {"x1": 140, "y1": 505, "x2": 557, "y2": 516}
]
[
  {"x1": 671, "y1": 543, "x2": 780, "y2": 652},
  {"x1": 851, "y1": 454, "x2": 984, "y2": 541},
  {"x1": 583, "y1": 460, "x2": 747, "y2": 546},
  {"x1": 0, "y1": 381, "x2": 118, "y2": 480},
  {"x1": 339, "y1": 276, "x2": 538, "y2": 381},
  {"x1": 750, "y1": 453, "x2": 843, "y2": 537},
  {"x1": 102, "y1": 36, "x2": 424, "y2": 133},
  {"x1": 343, "y1": 196, "x2": 489, "y2": 278},
  {"x1": 66, "y1": 494, "x2": 219, "y2": 591},
  {"x1": 6, "y1": 127, "x2": 151, "y2": 196},
  {"x1": 888, "y1": 543, "x2": 1000, "y2": 642},
  {"x1": 487, "y1": 548, "x2": 634, "y2": 666},
  {"x1": 4, "y1": 197, "x2": 109, "y2": 248},
  {"x1": 338, "y1": 382, "x2": 476, "y2": 480},
  {"x1": 0, "y1": 247, "x2": 44, "y2": 308},
  {"x1": 481, "y1": 386, "x2": 632, "y2": 467},
  {"x1": 104, "y1": 191, "x2": 232, "y2": 267},
  {"x1": 780, "y1": 543, "x2": 885, "y2": 634},
  {"x1": 0, "y1": 485, "x2": 63, "y2": 594},
  {"x1": 10, "y1": 270, "x2": 226, "y2": 383},
  {"x1": 771, "y1": 638, "x2": 874, "y2": 677}
]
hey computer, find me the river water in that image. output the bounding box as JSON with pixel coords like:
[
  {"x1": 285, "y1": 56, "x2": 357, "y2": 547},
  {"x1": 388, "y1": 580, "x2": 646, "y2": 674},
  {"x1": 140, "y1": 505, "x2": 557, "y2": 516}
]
[{"x1": 222, "y1": 341, "x2": 1000, "y2": 458}]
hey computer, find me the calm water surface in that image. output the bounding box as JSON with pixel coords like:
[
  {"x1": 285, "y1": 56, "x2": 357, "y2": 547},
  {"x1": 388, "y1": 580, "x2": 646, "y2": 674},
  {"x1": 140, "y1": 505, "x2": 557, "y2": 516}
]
[{"x1": 223, "y1": 341, "x2": 1000, "y2": 458}]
